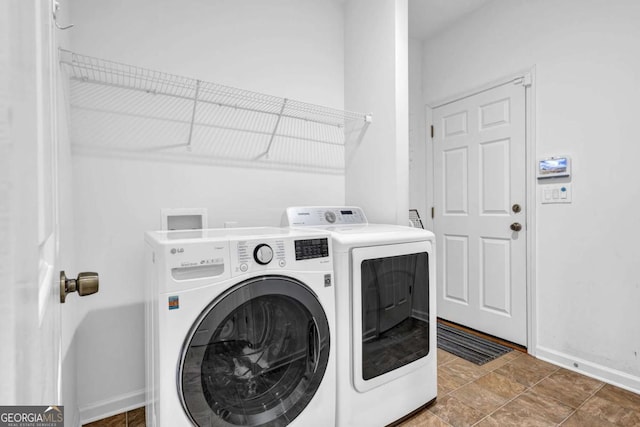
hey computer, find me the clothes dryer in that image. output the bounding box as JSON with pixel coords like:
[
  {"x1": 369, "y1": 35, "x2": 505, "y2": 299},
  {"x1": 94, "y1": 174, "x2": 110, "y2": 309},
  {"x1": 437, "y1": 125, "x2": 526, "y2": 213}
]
[
  {"x1": 145, "y1": 227, "x2": 335, "y2": 427},
  {"x1": 283, "y1": 207, "x2": 437, "y2": 427}
]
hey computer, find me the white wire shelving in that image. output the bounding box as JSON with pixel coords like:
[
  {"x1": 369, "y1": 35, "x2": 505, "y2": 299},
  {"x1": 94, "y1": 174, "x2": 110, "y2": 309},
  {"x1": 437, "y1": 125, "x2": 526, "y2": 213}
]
[{"x1": 59, "y1": 49, "x2": 371, "y2": 173}]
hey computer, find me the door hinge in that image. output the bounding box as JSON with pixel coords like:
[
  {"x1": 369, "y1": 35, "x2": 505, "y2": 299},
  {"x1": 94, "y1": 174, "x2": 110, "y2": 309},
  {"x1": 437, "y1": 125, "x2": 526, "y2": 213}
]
[
  {"x1": 430, "y1": 125, "x2": 434, "y2": 139},
  {"x1": 431, "y1": 207, "x2": 435, "y2": 219}
]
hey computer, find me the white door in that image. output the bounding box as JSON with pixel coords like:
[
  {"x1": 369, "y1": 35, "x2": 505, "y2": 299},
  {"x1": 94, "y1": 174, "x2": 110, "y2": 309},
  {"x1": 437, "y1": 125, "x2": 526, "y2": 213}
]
[
  {"x1": 433, "y1": 80, "x2": 527, "y2": 346},
  {"x1": 0, "y1": 0, "x2": 72, "y2": 412}
]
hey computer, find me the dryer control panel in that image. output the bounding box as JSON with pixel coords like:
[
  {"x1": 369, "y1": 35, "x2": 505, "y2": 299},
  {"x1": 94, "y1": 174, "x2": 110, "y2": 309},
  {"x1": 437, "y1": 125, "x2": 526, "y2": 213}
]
[{"x1": 283, "y1": 206, "x2": 368, "y2": 226}]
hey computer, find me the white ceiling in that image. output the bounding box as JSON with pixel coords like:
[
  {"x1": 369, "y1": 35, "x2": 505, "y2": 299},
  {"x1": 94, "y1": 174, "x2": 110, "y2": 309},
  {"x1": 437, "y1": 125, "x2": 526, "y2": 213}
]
[{"x1": 408, "y1": 0, "x2": 493, "y2": 40}]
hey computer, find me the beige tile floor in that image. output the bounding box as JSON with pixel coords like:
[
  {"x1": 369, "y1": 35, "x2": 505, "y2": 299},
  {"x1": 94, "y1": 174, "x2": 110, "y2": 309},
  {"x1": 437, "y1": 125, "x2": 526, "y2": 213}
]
[
  {"x1": 84, "y1": 349, "x2": 640, "y2": 427},
  {"x1": 399, "y1": 349, "x2": 640, "y2": 427}
]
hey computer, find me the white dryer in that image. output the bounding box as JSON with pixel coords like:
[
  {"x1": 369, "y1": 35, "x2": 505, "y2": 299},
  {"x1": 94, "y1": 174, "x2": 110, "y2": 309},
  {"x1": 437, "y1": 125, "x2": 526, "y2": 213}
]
[
  {"x1": 283, "y1": 207, "x2": 437, "y2": 427},
  {"x1": 145, "y1": 227, "x2": 335, "y2": 427}
]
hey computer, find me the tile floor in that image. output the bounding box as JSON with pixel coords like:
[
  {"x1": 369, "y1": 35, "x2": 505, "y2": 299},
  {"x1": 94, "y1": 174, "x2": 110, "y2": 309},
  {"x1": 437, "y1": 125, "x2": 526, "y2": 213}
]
[
  {"x1": 83, "y1": 350, "x2": 640, "y2": 426},
  {"x1": 399, "y1": 349, "x2": 640, "y2": 427}
]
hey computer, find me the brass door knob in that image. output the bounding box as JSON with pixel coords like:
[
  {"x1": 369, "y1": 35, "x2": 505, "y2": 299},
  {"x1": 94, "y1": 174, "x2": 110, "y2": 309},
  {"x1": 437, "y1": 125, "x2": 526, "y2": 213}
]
[
  {"x1": 510, "y1": 222, "x2": 523, "y2": 232},
  {"x1": 60, "y1": 271, "x2": 99, "y2": 303}
]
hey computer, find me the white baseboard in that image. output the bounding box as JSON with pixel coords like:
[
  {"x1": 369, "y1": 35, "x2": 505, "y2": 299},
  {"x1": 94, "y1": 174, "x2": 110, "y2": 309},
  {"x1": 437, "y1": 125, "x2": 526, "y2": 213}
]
[
  {"x1": 79, "y1": 389, "x2": 146, "y2": 425},
  {"x1": 535, "y1": 346, "x2": 640, "y2": 395}
]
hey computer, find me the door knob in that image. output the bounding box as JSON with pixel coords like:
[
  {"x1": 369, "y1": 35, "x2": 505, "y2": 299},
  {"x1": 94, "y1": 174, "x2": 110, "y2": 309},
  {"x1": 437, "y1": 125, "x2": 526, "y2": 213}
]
[
  {"x1": 60, "y1": 271, "x2": 99, "y2": 303},
  {"x1": 510, "y1": 222, "x2": 522, "y2": 232}
]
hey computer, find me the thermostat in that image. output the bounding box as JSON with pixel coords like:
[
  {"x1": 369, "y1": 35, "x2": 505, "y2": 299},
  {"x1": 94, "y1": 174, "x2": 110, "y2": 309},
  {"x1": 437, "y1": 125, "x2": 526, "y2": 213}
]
[{"x1": 537, "y1": 156, "x2": 571, "y2": 179}]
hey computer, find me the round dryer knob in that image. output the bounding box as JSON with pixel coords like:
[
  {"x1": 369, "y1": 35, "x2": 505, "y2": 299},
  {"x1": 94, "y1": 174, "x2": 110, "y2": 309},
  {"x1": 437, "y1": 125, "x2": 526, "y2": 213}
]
[
  {"x1": 324, "y1": 211, "x2": 336, "y2": 223},
  {"x1": 253, "y1": 244, "x2": 274, "y2": 265}
]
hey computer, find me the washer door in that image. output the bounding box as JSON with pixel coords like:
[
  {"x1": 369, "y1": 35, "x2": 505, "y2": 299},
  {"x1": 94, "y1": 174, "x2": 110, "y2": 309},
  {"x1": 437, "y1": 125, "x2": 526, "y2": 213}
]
[{"x1": 179, "y1": 276, "x2": 330, "y2": 427}]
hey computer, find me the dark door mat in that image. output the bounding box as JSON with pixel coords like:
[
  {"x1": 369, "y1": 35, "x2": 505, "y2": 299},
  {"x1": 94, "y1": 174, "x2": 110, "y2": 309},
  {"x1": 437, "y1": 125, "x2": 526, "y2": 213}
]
[{"x1": 437, "y1": 323, "x2": 512, "y2": 365}]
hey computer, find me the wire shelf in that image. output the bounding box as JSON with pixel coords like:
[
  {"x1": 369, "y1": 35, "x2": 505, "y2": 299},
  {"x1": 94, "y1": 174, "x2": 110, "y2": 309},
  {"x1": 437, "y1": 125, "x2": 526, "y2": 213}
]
[{"x1": 59, "y1": 49, "x2": 371, "y2": 173}]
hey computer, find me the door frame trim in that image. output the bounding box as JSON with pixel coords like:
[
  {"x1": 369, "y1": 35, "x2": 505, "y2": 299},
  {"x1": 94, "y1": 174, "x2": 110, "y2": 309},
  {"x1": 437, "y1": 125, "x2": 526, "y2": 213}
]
[{"x1": 425, "y1": 67, "x2": 537, "y2": 353}]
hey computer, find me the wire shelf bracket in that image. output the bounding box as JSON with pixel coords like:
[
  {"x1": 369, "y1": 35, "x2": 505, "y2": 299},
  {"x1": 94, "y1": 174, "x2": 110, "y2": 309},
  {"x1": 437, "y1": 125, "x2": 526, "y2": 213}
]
[
  {"x1": 259, "y1": 98, "x2": 288, "y2": 160},
  {"x1": 186, "y1": 80, "x2": 201, "y2": 150}
]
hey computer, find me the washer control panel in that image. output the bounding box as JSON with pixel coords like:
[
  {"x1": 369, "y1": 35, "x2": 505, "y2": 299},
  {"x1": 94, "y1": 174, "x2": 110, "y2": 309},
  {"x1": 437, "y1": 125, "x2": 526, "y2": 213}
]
[
  {"x1": 231, "y1": 235, "x2": 331, "y2": 275},
  {"x1": 283, "y1": 206, "x2": 368, "y2": 226},
  {"x1": 147, "y1": 227, "x2": 333, "y2": 293}
]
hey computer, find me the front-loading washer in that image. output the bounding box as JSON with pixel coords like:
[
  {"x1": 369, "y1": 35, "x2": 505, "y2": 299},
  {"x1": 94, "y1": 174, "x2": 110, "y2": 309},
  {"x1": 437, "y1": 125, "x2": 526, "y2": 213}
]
[
  {"x1": 283, "y1": 207, "x2": 437, "y2": 427},
  {"x1": 145, "y1": 227, "x2": 335, "y2": 427}
]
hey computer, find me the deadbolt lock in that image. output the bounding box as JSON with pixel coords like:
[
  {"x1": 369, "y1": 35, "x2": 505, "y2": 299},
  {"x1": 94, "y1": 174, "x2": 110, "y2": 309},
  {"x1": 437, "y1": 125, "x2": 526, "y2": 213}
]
[
  {"x1": 512, "y1": 204, "x2": 521, "y2": 213},
  {"x1": 60, "y1": 271, "x2": 99, "y2": 303},
  {"x1": 510, "y1": 222, "x2": 523, "y2": 232}
]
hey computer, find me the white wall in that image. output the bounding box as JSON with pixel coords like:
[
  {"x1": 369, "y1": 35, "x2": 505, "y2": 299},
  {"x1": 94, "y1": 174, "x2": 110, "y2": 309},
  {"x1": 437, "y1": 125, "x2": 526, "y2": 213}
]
[
  {"x1": 420, "y1": 0, "x2": 640, "y2": 392},
  {"x1": 408, "y1": 37, "x2": 428, "y2": 223},
  {"x1": 344, "y1": 0, "x2": 409, "y2": 225},
  {"x1": 67, "y1": 0, "x2": 346, "y2": 420}
]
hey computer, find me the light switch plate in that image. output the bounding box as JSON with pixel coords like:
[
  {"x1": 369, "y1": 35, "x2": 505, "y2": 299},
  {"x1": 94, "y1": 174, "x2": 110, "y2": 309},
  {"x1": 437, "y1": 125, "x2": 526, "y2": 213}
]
[{"x1": 540, "y1": 183, "x2": 572, "y2": 204}]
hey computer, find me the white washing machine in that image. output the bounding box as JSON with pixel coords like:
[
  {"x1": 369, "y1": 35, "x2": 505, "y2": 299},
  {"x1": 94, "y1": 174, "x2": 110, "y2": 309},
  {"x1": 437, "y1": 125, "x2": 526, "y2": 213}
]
[
  {"x1": 145, "y1": 227, "x2": 335, "y2": 427},
  {"x1": 283, "y1": 207, "x2": 437, "y2": 427}
]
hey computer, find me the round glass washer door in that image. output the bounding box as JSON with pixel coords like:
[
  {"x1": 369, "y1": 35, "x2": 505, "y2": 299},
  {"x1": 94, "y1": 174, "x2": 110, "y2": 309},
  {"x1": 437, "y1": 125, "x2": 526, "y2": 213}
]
[{"x1": 179, "y1": 275, "x2": 330, "y2": 427}]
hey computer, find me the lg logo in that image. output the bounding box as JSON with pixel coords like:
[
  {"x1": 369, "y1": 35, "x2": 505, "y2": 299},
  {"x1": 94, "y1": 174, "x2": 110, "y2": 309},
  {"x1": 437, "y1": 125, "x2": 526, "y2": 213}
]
[{"x1": 170, "y1": 248, "x2": 184, "y2": 255}]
